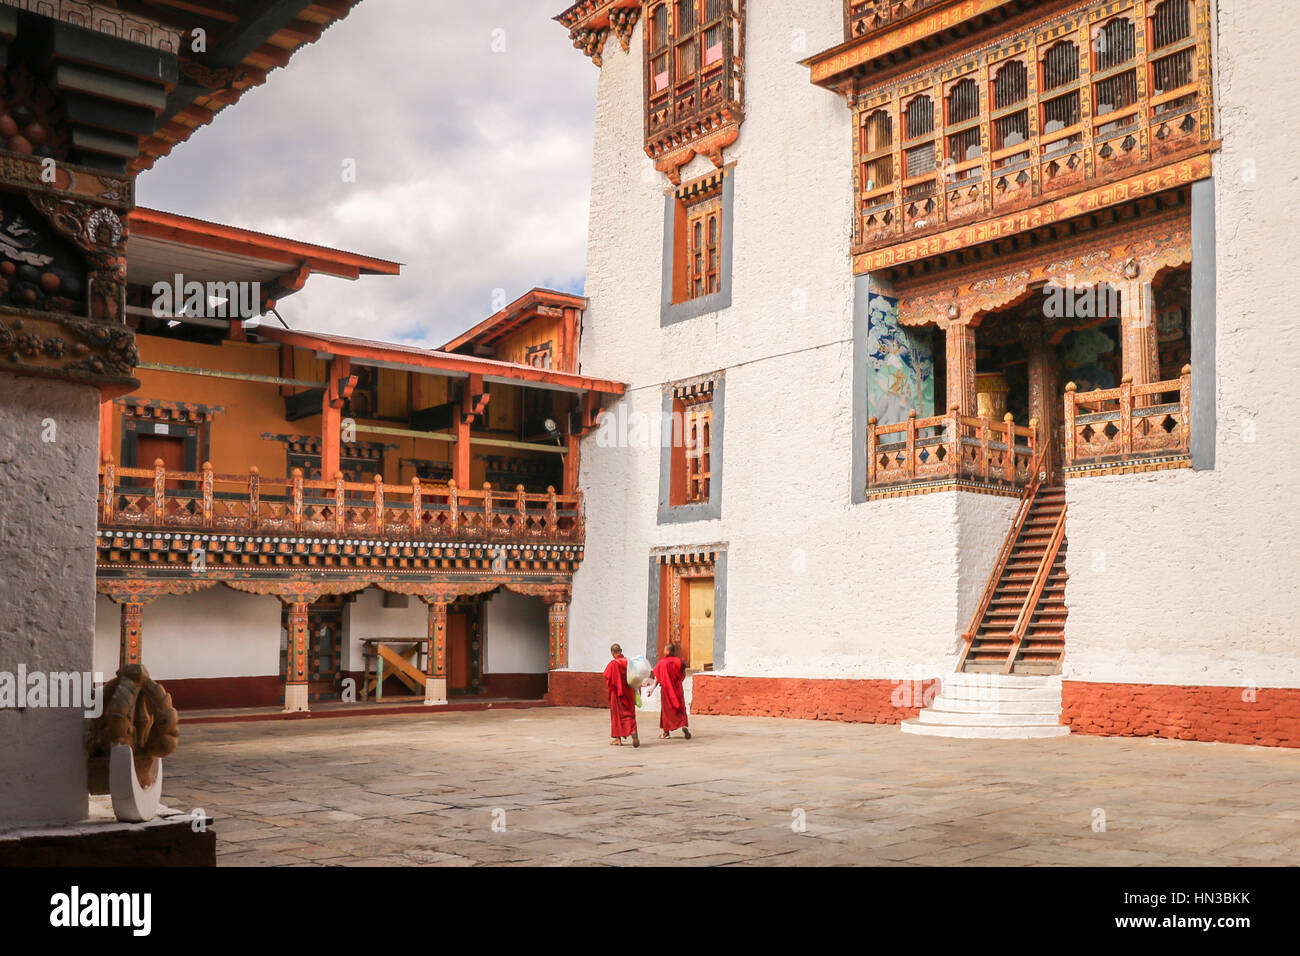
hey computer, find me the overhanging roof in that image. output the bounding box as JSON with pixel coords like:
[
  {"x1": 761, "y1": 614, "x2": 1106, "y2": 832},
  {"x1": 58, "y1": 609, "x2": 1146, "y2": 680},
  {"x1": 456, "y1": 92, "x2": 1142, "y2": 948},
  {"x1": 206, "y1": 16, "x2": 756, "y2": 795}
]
[
  {"x1": 261, "y1": 326, "x2": 626, "y2": 397},
  {"x1": 126, "y1": 207, "x2": 402, "y2": 291},
  {"x1": 442, "y1": 288, "x2": 587, "y2": 354}
]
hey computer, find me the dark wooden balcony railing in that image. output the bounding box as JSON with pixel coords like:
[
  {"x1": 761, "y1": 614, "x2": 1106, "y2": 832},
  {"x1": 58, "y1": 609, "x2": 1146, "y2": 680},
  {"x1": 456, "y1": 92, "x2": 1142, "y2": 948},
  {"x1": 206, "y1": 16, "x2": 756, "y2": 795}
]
[
  {"x1": 867, "y1": 409, "x2": 1038, "y2": 490},
  {"x1": 1063, "y1": 366, "x2": 1191, "y2": 467},
  {"x1": 98, "y1": 462, "x2": 584, "y2": 544}
]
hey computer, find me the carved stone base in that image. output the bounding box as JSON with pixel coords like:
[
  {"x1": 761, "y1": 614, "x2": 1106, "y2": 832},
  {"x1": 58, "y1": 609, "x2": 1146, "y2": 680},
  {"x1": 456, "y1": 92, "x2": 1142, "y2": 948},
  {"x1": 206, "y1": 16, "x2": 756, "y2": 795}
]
[
  {"x1": 424, "y1": 677, "x2": 447, "y2": 705},
  {"x1": 282, "y1": 683, "x2": 309, "y2": 713}
]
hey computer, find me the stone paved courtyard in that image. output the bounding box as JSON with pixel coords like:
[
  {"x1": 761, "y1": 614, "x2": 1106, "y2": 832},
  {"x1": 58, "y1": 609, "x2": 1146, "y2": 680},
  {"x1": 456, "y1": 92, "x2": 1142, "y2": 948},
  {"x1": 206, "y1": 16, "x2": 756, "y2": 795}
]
[{"x1": 164, "y1": 708, "x2": 1300, "y2": 866}]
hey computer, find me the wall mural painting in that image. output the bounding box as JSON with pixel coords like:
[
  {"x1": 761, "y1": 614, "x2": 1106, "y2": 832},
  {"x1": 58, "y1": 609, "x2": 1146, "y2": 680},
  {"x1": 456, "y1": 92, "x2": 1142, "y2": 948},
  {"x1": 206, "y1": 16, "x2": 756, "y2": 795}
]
[
  {"x1": 1058, "y1": 325, "x2": 1120, "y2": 394},
  {"x1": 867, "y1": 292, "x2": 935, "y2": 425}
]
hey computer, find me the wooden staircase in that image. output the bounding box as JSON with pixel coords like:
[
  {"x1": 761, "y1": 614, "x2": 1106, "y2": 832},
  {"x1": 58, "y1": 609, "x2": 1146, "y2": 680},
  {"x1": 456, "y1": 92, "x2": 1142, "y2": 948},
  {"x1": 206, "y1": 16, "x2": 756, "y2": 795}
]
[{"x1": 958, "y1": 449, "x2": 1068, "y2": 675}]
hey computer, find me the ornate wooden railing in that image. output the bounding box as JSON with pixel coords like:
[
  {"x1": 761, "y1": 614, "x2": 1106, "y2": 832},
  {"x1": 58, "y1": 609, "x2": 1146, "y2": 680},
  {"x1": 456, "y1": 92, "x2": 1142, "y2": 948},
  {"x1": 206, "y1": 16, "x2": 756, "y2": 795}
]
[
  {"x1": 867, "y1": 408, "x2": 1037, "y2": 490},
  {"x1": 98, "y1": 461, "x2": 583, "y2": 544},
  {"x1": 1063, "y1": 365, "x2": 1190, "y2": 467}
]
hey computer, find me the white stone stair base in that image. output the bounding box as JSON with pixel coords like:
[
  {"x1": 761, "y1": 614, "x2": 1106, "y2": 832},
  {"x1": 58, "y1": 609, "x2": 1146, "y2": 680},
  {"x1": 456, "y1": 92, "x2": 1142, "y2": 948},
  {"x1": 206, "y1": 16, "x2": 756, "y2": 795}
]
[{"x1": 901, "y1": 673, "x2": 1069, "y2": 739}]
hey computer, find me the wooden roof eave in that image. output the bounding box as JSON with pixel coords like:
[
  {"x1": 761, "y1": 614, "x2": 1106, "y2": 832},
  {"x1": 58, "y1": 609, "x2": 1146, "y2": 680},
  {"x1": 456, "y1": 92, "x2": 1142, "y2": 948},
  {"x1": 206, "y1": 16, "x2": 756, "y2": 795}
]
[
  {"x1": 262, "y1": 328, "x2": 626, "y2": 398},
  {"x1": 128, "y1": 207, "x2": 403, "y2": 280},
  {"x1": 441, "y1": 288, "x2": 588, "y2": 353}
]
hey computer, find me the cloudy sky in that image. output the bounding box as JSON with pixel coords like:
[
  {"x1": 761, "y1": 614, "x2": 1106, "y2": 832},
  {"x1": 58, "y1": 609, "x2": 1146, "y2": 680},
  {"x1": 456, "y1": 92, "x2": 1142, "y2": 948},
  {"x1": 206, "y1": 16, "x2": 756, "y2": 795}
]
[{"x1": 137, "y1": 0, "x2": 597, "y2": 348}]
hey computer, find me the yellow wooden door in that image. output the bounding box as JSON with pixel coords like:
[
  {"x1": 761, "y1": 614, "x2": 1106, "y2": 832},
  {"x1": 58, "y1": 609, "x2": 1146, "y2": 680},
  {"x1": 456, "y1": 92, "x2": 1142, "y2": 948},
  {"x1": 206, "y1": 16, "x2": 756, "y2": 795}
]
[{"x1": 688, "y1": 578, "x2": 714, "y2": 671}]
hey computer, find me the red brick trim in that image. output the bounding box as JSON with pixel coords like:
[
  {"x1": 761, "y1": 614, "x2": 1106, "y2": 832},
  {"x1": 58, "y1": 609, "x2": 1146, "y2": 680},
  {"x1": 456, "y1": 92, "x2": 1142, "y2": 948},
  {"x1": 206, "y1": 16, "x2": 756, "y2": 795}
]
[
  {"x1": 1062, "y1": 681, "x2": 1300, "y2": 748},
  {"x1": 692, "y1": 675, "x2": 935, "y2": 724},
  {"x1": 546, "y1": 670, "x2": 607, "y2": 708},
  {"x1": 483, "y1": 673, "x2": 549, "y2": 700},
  {"x1": 161, "y1": 675, "x2": 281, "y2": 710}
]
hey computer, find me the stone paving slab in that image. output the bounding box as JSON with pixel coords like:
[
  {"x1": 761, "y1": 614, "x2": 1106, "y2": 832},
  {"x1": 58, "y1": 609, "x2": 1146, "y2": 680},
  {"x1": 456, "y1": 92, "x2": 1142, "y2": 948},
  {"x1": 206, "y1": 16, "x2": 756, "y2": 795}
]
[{"x1": 157, "y1": 707, "x2": 1300, "y2": 867}]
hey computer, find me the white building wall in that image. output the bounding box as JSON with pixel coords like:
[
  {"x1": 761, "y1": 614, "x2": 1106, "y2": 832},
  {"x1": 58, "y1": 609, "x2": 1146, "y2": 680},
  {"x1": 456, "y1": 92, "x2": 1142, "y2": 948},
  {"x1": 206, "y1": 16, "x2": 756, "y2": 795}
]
[
  {"x1": 1061, "y1": 0, "x2": 1300, "y2": 689},
  {"x1": 92, "y1": 588, "x2": 281, "y2": 682},
  {"x1": 484, "y1": 590, "x2": 549, "y2": 674},
  {"x1": 571, "y1": 4, "x2": 1010, "y2": 682},
  {"x1": 343, "y1": 588, "x2": 426, "y2": 673}
]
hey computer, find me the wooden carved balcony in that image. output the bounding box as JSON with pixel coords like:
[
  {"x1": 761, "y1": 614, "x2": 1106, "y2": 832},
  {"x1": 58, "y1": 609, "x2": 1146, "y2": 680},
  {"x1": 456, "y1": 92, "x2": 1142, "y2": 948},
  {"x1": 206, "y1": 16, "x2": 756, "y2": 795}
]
[
  {"x1": 844, "y1": 0, "x2": 1215, "y2": 261},
  {"x1": 1063, "y1": 366, "x2": 1191, "y2": 475},
  {"x1": 98, "y1": 462, "x2": 584, "y2": 546},
  {"x1": 867, "y1": 409, "x2": 1038, "y2": 496}
]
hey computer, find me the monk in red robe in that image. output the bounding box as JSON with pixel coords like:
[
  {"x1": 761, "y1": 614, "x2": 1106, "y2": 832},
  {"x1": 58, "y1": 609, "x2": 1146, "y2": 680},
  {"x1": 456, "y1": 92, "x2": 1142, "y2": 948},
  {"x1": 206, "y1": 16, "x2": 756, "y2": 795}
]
[
  {"x1": 645, "y1": 643, "x2": 691, "y2": 739},
  {"x1": 603, "y1": 643, "x2": 639, "y2": 747}
]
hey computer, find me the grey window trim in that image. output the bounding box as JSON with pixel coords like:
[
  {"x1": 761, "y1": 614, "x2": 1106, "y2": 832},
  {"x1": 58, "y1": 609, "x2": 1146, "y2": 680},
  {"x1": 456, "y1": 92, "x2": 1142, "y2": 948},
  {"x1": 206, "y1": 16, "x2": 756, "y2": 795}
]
[{"x1": 657, "y1": 374, "x2": 724, "y2": 524}]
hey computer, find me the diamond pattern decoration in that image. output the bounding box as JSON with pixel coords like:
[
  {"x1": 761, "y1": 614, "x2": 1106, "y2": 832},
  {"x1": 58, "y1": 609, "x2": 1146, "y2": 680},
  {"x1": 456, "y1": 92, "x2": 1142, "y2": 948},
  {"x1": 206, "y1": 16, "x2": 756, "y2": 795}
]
[
  {"x1": 1121, "y1": 135, "x2": 1136, "y2": 152},
  {"x1": 1103, "y1": 422, "x2": 1119, "y2": 441}
]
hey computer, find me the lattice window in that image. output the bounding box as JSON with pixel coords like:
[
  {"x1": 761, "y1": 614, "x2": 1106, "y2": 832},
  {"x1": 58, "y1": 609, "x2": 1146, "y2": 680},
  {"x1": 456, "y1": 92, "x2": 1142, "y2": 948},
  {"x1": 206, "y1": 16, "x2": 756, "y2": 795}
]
[
  {"x1": 903, "y1": 95, "x2": 936, "y2": 179},
  {"x1": 1094, "y1": 17, "x2": 1137, "y2": 71},
  {"x1": 991, "y1": 60, "x2": 1030, "y2": 151},
  {"x1": 1150, "y1": 0, "x2": 1196, "y2": 98},
  {"x1": 649, "y1": 3, "x2": 670, "y2": 94},
  {"x1": 945, "y1": 78, "x2": 982, "y2": 167},
  {"x1": 666, "y1": 169, "x2": 730, "y2": 316},
  {"x1": 684, "y1": 192, "x2": 722, "y2": 300},
  {"x1": 682, "y1": 397, "x2": 712, "y2": 503},
  {"x1": 670, "y1": 378, "x2": 716, "y2": 506},
  {"x1": 861, "y1": 108, "x2": 894, "y2": 192}
]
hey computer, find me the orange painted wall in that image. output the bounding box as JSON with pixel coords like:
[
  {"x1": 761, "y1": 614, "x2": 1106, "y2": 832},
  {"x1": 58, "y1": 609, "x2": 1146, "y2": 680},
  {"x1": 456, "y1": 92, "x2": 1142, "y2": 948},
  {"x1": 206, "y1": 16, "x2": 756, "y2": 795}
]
[
  {"x1": 114, "y1": 335, "x2": 568, "y2": 491},
  {"x1": 494, "y1": 316, "x2": 560, "y2": 368}
]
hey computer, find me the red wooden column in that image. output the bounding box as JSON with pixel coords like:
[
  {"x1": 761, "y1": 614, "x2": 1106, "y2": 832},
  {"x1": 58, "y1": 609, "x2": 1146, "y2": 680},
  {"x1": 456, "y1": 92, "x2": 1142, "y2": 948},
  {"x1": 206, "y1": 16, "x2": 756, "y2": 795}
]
[
  {"x1": 562, "y1": 432, "x2": 580, "y2": 496},
  {"x1": 119, "y1": 601, "x2": 144, "y2": 671},
  {"x1": 322, "y1": 355, "x2": 353, "y2": 482},
  {"x1": 946, "y1": 322, "x2": 977, "y2": 416},
  {"x1": 548, "y1": 601, "x2": 569, "y2": 670},
  {"x1": 98, "y1": 399, "x2": 114, "y2": 463},
  {"x1": 425, "y1": 599, "x2": 448, "y2": 703},
  {"x1": 454, "y1": 373, "x2": 486, "y2": 489},
  {"x1": 283, "y1": 600, "x2": 311, "y2": 713}
]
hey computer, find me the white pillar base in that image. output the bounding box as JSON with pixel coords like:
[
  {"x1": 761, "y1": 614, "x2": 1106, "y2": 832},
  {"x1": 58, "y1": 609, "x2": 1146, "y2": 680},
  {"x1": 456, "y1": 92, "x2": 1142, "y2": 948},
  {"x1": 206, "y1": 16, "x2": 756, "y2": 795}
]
[
  {"x1": 282, "y1": 683, "x2": 310, "y2": 713},
  {"x1": 424, "y1": 677, "x2": 447, "y2": 705},
  {"x1": 109, "y1": 743, "x2": 162, "y2": 823}
]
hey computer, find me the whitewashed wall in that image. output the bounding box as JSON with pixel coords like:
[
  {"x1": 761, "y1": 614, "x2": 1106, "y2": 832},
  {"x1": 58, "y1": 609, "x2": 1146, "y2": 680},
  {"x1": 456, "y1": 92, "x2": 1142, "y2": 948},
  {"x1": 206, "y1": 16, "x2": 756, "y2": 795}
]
[
  {"x1": 484, "y1": 590, "x2": 549, "y2": 674},
  {"x1": 92, "y1": 589, "x2": 281, "y2": 681},
  {"x1": 570, "y1": 4, "x2": 1018, "y2": 682},
  {"x1": 343, "y1": 588, "x2": 426, "y2": 673},
  {"x1": 0, "y1": 373, "x2": 99, "y2": 826},
  {"x1": 1062, "y1": 0, "x2": 1300, "y2": 688}
]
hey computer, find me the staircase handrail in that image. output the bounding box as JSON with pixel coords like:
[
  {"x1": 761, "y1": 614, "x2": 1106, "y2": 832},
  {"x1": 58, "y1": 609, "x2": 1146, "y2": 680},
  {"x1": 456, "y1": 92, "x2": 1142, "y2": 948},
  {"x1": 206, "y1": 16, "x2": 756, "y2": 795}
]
[
  {"x1": 1003, "y1": 501, "x2": 1068, "y2": 673},
  {"x1": 959, "y1": 440, "x2": 1053, "y2": 653}
]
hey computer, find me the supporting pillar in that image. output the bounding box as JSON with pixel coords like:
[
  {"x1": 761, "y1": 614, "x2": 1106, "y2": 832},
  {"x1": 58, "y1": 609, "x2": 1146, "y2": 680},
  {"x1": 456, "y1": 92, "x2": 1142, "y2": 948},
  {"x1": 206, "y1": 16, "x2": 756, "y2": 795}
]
[
  {"x1": 548, "y1": 601, "x2": 569, "y2": 670},
  {"x1": 1122, "y1": 280, "x2": 1160, "y2": 406},
  {"x1": 283, "y1": 601, "x2": 310, "y2": 713},
  {"x1": 1027, "y1": 332, "x2": 1060, "y2": 476},
  {"x1": 562, "y1": 432, "x2": 579, "y2": 496},
  {"x1": 946, "y1": 322, "x2": 977, "y2": 416},
  {"x1": 119, "y1": 602, "x2": 144, "y2": 671},
  {"x1": 454, "y1": 373, "x2": 484, "y2": 489},
  {"x1": 99, "y1": 399, "x2": 114, "y2": 463},
  {"x1": 425, "y1": 600, "x2": 448, "y2": 703},
  {"x1": 322, "y1": 355, "x2": 353, "y2": 481}
]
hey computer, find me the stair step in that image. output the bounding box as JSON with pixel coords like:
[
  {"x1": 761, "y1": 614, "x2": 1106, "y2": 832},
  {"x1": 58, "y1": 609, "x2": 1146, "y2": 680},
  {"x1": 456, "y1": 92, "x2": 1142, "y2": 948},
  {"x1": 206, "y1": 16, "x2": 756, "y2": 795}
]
[
  {"x1": 927, "y1": 697, "x2": 1062, "y2": 715},
  {"x1": 901, "y1": 720, "x2": 1070, "y2": 739},
  {"x1": 940, "y1": 684, "x2": 1064, "y2": 702},
  {"x1": 917, "y1": 708, "x2": 1061, "y2": 727}
]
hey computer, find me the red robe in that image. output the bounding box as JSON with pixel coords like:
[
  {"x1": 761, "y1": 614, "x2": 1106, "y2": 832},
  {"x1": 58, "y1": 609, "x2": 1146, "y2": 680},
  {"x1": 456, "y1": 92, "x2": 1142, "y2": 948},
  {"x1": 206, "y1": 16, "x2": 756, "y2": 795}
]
[
  {"x1": 652, "y1": 655, "x2": 689, "y2": 732},
  {"x1": 603, "y1": 655, "x2": 637, "y2": 738}
]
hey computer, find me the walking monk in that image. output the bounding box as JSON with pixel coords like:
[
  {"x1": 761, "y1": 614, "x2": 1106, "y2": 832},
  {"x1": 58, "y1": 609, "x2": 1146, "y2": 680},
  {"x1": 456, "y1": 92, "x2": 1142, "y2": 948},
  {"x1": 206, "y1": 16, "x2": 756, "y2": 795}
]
[
  {"x1": 645, "y1": 643, "x2": 691, "y2": 740},
  {"x1": 603, "y1": 643, "x2": 639, "y2": 747}
]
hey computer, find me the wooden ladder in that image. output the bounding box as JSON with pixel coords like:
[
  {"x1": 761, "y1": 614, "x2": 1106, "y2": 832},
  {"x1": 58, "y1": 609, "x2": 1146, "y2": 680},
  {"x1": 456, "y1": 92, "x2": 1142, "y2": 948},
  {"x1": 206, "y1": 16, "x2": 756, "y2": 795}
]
[{"x1": 958, "y1": 446, "x2": 1069, "y2": 675}]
